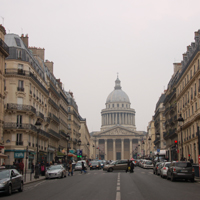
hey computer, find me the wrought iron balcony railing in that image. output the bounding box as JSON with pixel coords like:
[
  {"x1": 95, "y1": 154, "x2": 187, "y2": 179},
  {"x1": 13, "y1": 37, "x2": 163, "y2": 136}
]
[
  {"x1": 7, "y1": 103, "x2": 36, "y2": 114},
  {"x1": 44, "y1": 117, "x2": 50, "y2": 124},
  {"x1": 49, "y1": 83, "x2": 60, "y2": 98},
  {"x1": 48, "y1": 112, "x2": 60, "y2": 124},
  {"x1": 17, "y1": 87, "x2": 24, "y2": 92},
  {"x1": 36, "y1": 111, "x2": 44, "y2": 119},
  {"x1": 48, "y1": 129, "x2": 60, "y2": 139},
  {"x1": 4, "y1": 123, "x2": 37, "y2": 132},
  {"x1": 40, "y1": 129, "x2": 50, "y2": 138},
  {"x1": 0, "y1": 38, "x2": 9, "y2": 56},
  {"x1": 48, "y1": 97, "x2": 60, "y2": 111},
  {"x1": 16, "y1": 141, "x2": 23, "y2": 146}
]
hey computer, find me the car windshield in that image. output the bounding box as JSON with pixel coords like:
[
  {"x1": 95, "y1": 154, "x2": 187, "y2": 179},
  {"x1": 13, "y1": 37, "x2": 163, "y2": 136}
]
[
  {"x1": 165, "y1": 163, "x2": 170, "y2": 167},
  {"x1": 0, "y1": 170, "x2": 10, "y2": 179},
  {"x1": 146, "y1": 162, "x2": 152, "y2": 164},
  {"x1": 176, "y1": 162, "x2": 192, "y2": 168},
  {"x1": 48, "y1": 165, "x2": 62, "y2": 170},
  {"x1": 76, "y1": 163, "x2": 82, "y2": 166},
  {"x1": 91, "y1": 162, "x2": 98, "y2": 165}
]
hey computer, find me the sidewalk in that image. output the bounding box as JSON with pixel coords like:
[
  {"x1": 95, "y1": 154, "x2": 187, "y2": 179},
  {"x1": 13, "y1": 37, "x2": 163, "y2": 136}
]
[
  {"x1": 22, "y1": 173, "x2": 46, "y2": 185},
  {"x1": 195, "y1": 177, "x2": 200, "y2": 182}
]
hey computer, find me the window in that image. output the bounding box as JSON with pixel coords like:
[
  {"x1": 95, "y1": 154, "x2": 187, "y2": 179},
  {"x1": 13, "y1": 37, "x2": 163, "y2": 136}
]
[
  {"x1": 68, "y1": 107, "x2": 71, "y2": 112},
  {"x1": 18, "y1": 64, "x2": 23, "y2": 70},
  {"x1": 198, "y1": 59, "x2": 200, "y2": 70},
  {"x1": 190, "y1": 70, "x2": 192, "y2": 79},
  {"x1": 117, "y1": 104, "x2": 119, "y2": 107},
  {"x1": 113, "y1": 104, "x2": 114, "y2": 108},
  {"x1": 195, "y1": 83, "x2": 197, "y2": 96},
  {"x1": 122, "y1": 104, "x2": 124, "y2": 107},
  {"x1": 17, "y1": 49, "x2": 22, "y2": 59},
  {"x1": 68, "y1": 115, "x2": 71, "y2": 120},
  {"x1": 195, "y1": 102, "x2": 197, "y2": 111},
  {"x1": 16, "y1": 133, "x2": 22, "y2": 144},
  {"x1": 15, "y1": 38, "x2": 21, "y2": 47},
  {"x1": 192, "y1": 106, "x2": 194, "y2": 114},
  {"x1": 17, "y1": 115, "x2": 22, "y2": 127},
  {"x1": 194, "y1": 65, "x2": 196, "y2": 74},
  {"x1": 18, "y1": 80, "x2": 23, "y2": 88}
]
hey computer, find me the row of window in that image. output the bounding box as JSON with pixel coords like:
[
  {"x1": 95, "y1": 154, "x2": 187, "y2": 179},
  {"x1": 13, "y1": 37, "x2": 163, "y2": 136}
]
[
  {"x1": 107, "y1": 103, "x2": 130, "y2": 108},
  {"x1": 178, "y1": 102, "x2": 198, "y2": 117}
]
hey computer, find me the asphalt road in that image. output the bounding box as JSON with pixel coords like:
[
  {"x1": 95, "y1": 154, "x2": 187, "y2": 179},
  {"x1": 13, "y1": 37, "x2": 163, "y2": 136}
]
[{"x1": 1, "y1": 167, "x2": 200, "y2": 200}]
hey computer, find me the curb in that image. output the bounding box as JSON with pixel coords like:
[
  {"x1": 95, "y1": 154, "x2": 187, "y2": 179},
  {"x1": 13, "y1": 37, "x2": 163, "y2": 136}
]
[{"x1": 24, "y1": 177, "x2": 46, "y2": 185}]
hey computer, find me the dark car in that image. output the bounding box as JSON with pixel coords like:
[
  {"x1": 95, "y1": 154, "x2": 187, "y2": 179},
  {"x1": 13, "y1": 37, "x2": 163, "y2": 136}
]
[
  {"x1": 167, "y1": 161, "x2": 195, "y2": 182},
  {"x1": 153, "y1": 162, "x2": 161, "y2": 175},
  {"x1": 0, "y1": 169, "x2": 23, "y2": 195},
  {"x1": 90, "y1": 161, "x2": 101, "y2": 170}
]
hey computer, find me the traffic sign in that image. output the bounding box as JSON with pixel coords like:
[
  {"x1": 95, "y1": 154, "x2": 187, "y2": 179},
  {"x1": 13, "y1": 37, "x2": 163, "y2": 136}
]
[{"x1": 157, "y1": 149, "x2": 160, "y2": 153}]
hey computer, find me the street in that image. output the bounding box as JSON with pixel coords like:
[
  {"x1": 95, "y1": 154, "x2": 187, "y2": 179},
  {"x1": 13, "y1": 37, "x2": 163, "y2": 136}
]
[{"x1": 1, "y1": 167, "x2": 200, "y2": 200}]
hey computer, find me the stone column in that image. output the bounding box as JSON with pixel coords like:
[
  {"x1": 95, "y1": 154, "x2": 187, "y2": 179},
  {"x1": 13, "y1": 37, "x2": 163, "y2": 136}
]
[
  {"x1": 112, "y1": 113, "x2": 114, "y2": 125},
  {"x1": 119, "y1": 113, "x2": 121, "y2": 124},
  {"x1": 109, "y1": 114, "x2": 111, "y2": 125},
  {"x1": 121, "y1": 139, "x2": 124, "y2": 159},
  {"x1": 125, "y1": 113, "x2": 127, "y2": 124},
  {"x1": 113, "y1": 139, "x2": 116, "y2": 160},
  {"x1": 115, "y1": 113, "x2": 117, "y2": 124},
  {"x1": 105, "y1": 139, "x2": 107, "y2": 160},
  {"x1": 130, "y1": 139, "x2": 133, "y2": 158},
  {"x1": 122, "y1": 113, "x2": 124, "y2": 124}
]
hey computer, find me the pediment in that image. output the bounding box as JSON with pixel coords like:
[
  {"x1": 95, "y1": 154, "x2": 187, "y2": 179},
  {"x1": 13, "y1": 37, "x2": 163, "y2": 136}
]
[{"x1": 99, "y1": 126, "x2": 137, "y2": 136}]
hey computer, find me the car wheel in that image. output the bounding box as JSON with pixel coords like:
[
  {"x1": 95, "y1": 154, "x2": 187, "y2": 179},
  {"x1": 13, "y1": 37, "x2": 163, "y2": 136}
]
[
  {"x1": 7, "y1": 184, "x2": 12, "y2": 195},
  {"x1": 190, "y1": 178, "x2": 194, "y2": 182},
  {"x1": 18, "y1": 182, "x2": 23, "y2": 192},
  {"x1": 109, "y1": 168, "x2": 113, "y2": 172},
  {"x1": 185, "y1": 178, "x2": 188, "y2": 182},
  {"x1": 171, "y1": 174, "x2": 175, "y2": 182}
]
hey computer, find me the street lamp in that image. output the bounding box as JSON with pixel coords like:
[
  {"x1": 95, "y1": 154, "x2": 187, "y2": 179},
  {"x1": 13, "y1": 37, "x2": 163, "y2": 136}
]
[
  {"x1": 87, "y1": 142, "x2": 89, "y2": 159},
  {"x1": 66, "y1": 134, "x2": 70, "y2": 161},
  {"x1": 92, "y1": 144, "x2": 95, "y2": 159},
  {"x1": 178, "y1": 114, "x2": 184, "y2": 161},
  {"x1": 78, "y1": 139, "x2": 81, "y2": 160},
  {"x1": 148, "y1": 137, "x2": 151, "y2": 157},
  {"x1": 142, "y1": 141, "x2": 145, "y2": 158},
  {"x1": 34, "y1": 118, "x2": 41, "y2": 179}
]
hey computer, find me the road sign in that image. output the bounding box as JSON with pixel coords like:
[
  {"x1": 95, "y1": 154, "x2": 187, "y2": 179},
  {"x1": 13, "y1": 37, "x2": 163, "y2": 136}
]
[
  {"x1": 77, "y1": 149, "x2": 80, "y2": 156},
  {"x1": 80, "y1": 150, "x2": 82, "y2": 157},
  {"x1": 157, "y1": 149, "x2": 160, "y2": 153}
]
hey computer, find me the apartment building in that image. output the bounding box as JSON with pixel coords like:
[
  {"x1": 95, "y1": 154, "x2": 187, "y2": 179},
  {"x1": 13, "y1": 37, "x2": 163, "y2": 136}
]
[
  {"x1": 176, "y1": 30, "x2": 200, "y2": 163},
  {"x1": 0, "y1": 25, "x2": 9, "y2": 163},
  {"x1": 154, "y1": 93, "x2": 166, "y2": 150},
  {"x1": 163, "y1": 63, "x2": 182, "y2": 161}
]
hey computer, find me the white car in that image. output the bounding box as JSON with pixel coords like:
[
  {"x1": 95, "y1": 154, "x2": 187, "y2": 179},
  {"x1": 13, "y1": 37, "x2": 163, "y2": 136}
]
[
  {"x1": 160, "y1": 162, "x2": 171, "y2": 178},
  {"x1": 46, "y1": 164, "x2": 67, "y2": 179},
  {"x1": 75, "y1": 162, "x2": 82, "y2": 171},
  {"x1": 143, "y1": 161, "x2": 153, "y2": 169},
  {"x1": 77, "y1": 160, "x2": 87, "y2": 169}
]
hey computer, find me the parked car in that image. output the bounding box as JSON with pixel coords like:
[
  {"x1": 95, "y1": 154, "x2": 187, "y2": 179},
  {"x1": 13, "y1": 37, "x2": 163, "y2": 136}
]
[
  {"x1": 0, "y1": 169, "x2": 23, "y2": 195},
  {"x1": 143, "y1": 160, "x2": 153, "y2": 169},
  {"x1": 46, "y1": 164, "x2": 67, "y2": 179},
  {"x1": 90, "y1": 161, "x2": 101, "y2": 170},
  {"x1": 74, "y1": 162, "x2": 82, "y2": 171},
  {"x1": 167, "y1": 161, "x2": 195, "y2": 182},
  {"x1": 157, "y1": 162, "x2": 164, "y2": 175},
  {"x1": 103, "y1": 160, "x2": 128, "y2": 172},
  {"x1": 153, "y1": 162, "x2": 161, "y2": 175},
  {"x1": 160, "y1": 162, "x2": 171, "y2": 178}
]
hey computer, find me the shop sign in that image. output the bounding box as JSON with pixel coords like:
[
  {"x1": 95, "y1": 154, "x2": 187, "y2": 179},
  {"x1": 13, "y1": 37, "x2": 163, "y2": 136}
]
[
  {"x1": 14, "y1": 152, "x2": 24, "y2": 158},
  {"x1": 29, "y1": 155, "x2": 34, "y2": 159}
]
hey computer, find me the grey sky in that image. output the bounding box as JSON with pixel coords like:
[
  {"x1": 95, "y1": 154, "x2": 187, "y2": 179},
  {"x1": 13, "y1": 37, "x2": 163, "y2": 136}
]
[{"x1": 1, "y1": 0, "x2": 200, "y2": 132}]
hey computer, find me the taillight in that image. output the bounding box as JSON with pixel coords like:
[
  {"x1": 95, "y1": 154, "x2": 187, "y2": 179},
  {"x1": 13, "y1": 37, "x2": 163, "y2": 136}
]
[
  {"x1": 96, "y1": 165, "x2": 99, "y2": 167},
  {"x1": 163, "y1": 167, "x2": 166, "y2": 170},
  {"x1": 157, "y1": 166, "x2": 158, "y2": 169},
  {"x1": 173, "y1": 168, "x2": 176, "y2": 172},
  {"x1": 192, "y1": 168, "x2": 194, "y2": 172}
]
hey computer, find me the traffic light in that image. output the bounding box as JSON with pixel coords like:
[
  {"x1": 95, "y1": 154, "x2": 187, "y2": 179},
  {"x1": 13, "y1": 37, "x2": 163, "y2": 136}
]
[{"x1": 174, "y1": 140, "x2": 178, "y2": 144}]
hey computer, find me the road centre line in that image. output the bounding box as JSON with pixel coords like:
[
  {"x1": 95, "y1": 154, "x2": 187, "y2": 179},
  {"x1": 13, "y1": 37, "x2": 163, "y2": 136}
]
[
  {"x1": 116, "y1": 192, "x2": 121, "y2": 200},
  {"x1": 116, "y1": 186, "x2": 120, "y2": 191}
]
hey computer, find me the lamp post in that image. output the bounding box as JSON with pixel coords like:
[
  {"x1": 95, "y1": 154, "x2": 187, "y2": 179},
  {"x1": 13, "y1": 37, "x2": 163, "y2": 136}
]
[
  {"x1": 34, "y1": 118, "x2": 41, "y2": 179},
  {"x1": 148, "y1": 137, "x2": 151, "y2": 158},
  {"x1": 178, "y1": 114, "x2": 184, "y2": 161},
  {"x1": 78, "y1": 139, "x2": 81, "y2": 160},
  {"x1": 138, "y1": 144, "x2": 140, "y2": 158},
  {"x1": 142, "y1": 141, "x2": 145, "y2": 158},
  {"x1": 66, "y1": 134, "x2": 70, "y2": 161},
  {"x1": 87, "y1": 142, "x2": 89, "y2": 159},
  {"x1": 155, "y1": 131, "x2": 160, "y2": 162},
  {"x1": 92, "y1": 144, "x2": 95, "y2": 159}
]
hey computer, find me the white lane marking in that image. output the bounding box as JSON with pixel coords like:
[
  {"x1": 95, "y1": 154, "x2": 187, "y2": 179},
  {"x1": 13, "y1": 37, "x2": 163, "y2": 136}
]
[
  {"x1": 116, "y1": 186, "x2": 120, "y2": 191},
  {"x1": 117, "y1": 183, "x2": 120, "y2": 186},
  {"x1": 34, "y1": 181, "x2": 46, "y2": 187},
  {"x1": 116, "y1": 192, "x2": 121, "y2": 200}
]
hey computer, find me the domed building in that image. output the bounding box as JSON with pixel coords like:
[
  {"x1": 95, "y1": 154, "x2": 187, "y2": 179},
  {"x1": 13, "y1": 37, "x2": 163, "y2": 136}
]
[{"x1": 90, "y1": 76, "x2": 145, "y2": 160}]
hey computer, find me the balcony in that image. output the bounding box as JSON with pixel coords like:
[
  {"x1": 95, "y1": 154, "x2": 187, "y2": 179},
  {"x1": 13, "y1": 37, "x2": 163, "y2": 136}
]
[
  {"x1": 48, "y1": 112, "x2": 60, "y2": 124},
  {"x1": 44, "y1": 117, "x2": 50, "y2": 125},
  {"x1": 48, "y1": 129, "x2": 60, "y2": 139},
  {"x1": 154, "y1": 138, "x2": 160, "y2": 145},
  {"x1": 48, "y1": 97, "x2": 60, "y2": 111},
  {"x1": 59, "y1": 130, "x2": 68, "y2": 138},
  {"x1": 4, "y1": 123, "x2": 37, "y2": 132},
  {"x1": 49, "y1": 83, "x2": 60, "y2": 98},
  {"x1": 30, "y1": 90, "x2": 32, "y2": 95},
  {"x1": 17, "y1": 87, "x2": 24, "y2": 92},
  {"x1": 40, "y1": 129, "x2": 50, "y2": 138},
  {"x1": 0, "y1": 38, "x2": 9, "y2": 56},
  {"x1": 36, "y1": 111, "x2": 44, "y2": 120},
  {"x1": 16, "y1": 141, "x2": 23, "y2": 146},
  {"x1": 7, "y1": 103, "x2": 36, "y2": 114}
]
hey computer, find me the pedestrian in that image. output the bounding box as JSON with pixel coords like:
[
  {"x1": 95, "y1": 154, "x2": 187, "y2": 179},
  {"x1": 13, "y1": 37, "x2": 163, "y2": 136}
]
[
  {"x1": 31, "y1": 162, "x2": 34, "y2": 174},
  {"x1": 190, "y1": 158, "x2": 193, "y2": 164},
  {"x1": 68, "y1": 161, "x2": 73, "y2": 176},
  {"x1": 19, "y1": 160, "x2": 24, "y2": 175},
  {"x1": 130, "y1": 161, "x2": 134, "y2": 173},
  {"x1": 126, "y1": 160, "x2": 130, "y2": 173},
  {"x1": 81, "y1": 161, "x2": 86, "y2": 174},
  {"x1": 41, "y1": 163, "x2": 45, "y2": 176}
]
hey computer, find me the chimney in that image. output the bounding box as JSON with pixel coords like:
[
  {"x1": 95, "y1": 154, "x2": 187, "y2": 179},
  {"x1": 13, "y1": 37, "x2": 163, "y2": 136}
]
[
  {"x1": 29, "y1": 47, "x2": 45, "y2": 61},
  {"x1": 173, "y1": 63, "x2": 182, "y2": 74},
  {"x1": 45, "y1": 60, "x2": 54, "y2": 74},
  {"x1": 20, "y1": 34, "x2": 29, "y2": 47}
]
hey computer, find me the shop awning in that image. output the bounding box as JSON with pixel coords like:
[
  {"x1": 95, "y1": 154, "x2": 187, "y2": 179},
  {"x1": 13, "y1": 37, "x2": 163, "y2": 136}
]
[
  {"x1": 56, "y1": 151, "x2": 66, "y2": 157},
  {"x1": 67, "y1": 153, "x2": 77, "y2": 157},
  {"x1": 0, "y1": 153, "x2": 8, "y2": 159}
]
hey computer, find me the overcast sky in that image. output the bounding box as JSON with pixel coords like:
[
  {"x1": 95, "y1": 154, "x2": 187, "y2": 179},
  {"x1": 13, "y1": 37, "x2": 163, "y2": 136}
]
[{"x1": 1, "y1": 0, "x2": 200, "y2": 133}]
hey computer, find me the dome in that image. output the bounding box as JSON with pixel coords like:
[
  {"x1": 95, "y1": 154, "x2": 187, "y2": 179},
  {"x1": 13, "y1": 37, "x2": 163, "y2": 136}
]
[{"x1": 106, "y1": 77, "x2": 130, "y2": 103}]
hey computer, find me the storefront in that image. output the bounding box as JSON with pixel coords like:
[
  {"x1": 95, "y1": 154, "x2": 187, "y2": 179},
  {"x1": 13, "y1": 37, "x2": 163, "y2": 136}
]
[
  {"x1": 39, "y1": 151, "x2": 47, "y2": 164},
  {"x1": 47, "y1": 147, "x2": 56, "y2": 163}
]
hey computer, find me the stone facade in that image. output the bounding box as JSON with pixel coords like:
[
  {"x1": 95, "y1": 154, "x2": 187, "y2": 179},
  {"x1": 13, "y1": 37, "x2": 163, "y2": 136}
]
[{"x1": 0, "y1": 25, "x2": 9, "y2": 163}]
